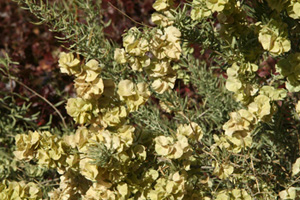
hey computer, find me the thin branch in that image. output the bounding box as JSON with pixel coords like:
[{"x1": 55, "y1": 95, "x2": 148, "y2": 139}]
[
  {"x1": 3, "y1": 75, "x2": 67, "y2": 129},
  {"x1": 108, "y1": 2, "x2": 152, "y2": 28}
]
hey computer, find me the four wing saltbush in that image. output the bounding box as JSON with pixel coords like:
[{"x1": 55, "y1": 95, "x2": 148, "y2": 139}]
[{"x1": 2, "y1": 0, "x2": 300, "y2": 199}]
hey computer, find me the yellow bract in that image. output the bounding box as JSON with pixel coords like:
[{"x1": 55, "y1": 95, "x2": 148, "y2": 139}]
[
  {"x1": 279, "y1": 187, "x2": 297, "y2": 200},
  {"x1": 0, "y1": 181, "x2": 42, "y2": 200},
  {"x1": 211, "y1": 134, "x2": 252, "y2": 153},
  {"x1": 80, "y1": 59, "x2": 101, "y2": 82},
  {"x1": 225, "y1": 62, "x2": 259, "y2": 104},
  {"x1": 247, "y1": 95, "x2": 271, "y2": 121},
  {"x1": 176, "y1": 122, "x2": 203, "y2": 142},
  {"x1": 259, "y1": 86, "x2": 287, "y2": 101},
  {"x1": 154, "y1": 134, "x2": 190, "y2": 159},
  {"x1": 66, "y1": 97, "x2": 94, "y2": 124},
  {"x1": 151, "y1": 11, "x2": 174, "y2": 27},
  {"x1": 206, "y1": 0, "x2": 228, "y2": 12},
  {"x1": 212, "y1": 161, "x2": 234, "y2": 179},
  {"x1": 58, "y1": 52, "x2": 80, "y2": 75},
  {"x1": 153, "y1": 0, "x2": 173, "y2": 11},
  {"x1": 223, "y1": 109, "x2": 256, "y2": 138},
  {"x1": 75, "y1": 78, "x2": 104, "y2": 100},
  {"x1": 191, "y1": 0, "x2": 211, "y2": 21},
  {"x1": 258, "y1": 20, "x2": 291, "y2": 55},
  {"x1": 117, "y1": 80, "x2": 150, "y2": 112},
  {"x1": 14, "y1": 131, "x2": 40, "y2": 160},
  {"x1": 287, "y1": 1, "x2": 300, "y2": 19},
  {"x1": 102, "y1": 106, "x2": 127, "y2": 127},
  {"x1": 114, "y1": 48, "x2": 127, "y2": 64},
  {"x1": 292, "y1": 157, "x2": 300, "y2": 176}
]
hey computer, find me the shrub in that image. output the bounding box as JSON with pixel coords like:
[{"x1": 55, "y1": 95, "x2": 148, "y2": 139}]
[{"x1": 1, "y1": 0, "x2": 300, "y2": 199}]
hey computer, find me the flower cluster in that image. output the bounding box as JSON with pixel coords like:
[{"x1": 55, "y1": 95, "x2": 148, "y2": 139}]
[
  {"x1": 60, "y1": 52, "x2": 151, "y2": 127},
  {"x1": 258, "y1": 19, "x2": 291, "y2": 56},
  {"x1": 59, "y1": 54, "x2": 104, "y2": 124},
  {"x1": 225, "y1": 62, "x2": 259, "y2": 104},
  {"x1": 191, "y1": 0, "x2": 229, "y2": 21},
  {"x1": 155, "y1": 135, "x2": 190, "y2": 159},
  {"x1": 146, "y1": 171, "x2": 186, "y2": 200},
  {"x1": 0, "y1": 180, "x2": 42, "y2": 200},
  {"x1": 117, "y1": 80, "x2": 150, "y2": 112},
  {"x1": 222, "y1": 109, "x2": 256, "y2": 143},
  {"x1": 211, "y1": 134, "x2": 252, "y2": 153},
  {"x1": 151, "y1": 11, "x2": 174, "y2": 27},
  {"x1": 14, "y1": 131, "x2": 73, "y2": 173},
  {"x1": 151, "y1": 0, "x2": 175, "y2": 27},
  {"x1": 212, "y1": 161, "x2": 234, "y2": 180},
  {"x1": 114, "y1": 24, "x2": 182, "y2": 94},
  {"x1": 59, "y1": 53, "x2": 103, "y2": 98},
  {"x1": 48, "y1": 170, "x2": 91, "y2": 200},
  {"x1": 14, "y1": 125, "x2": 148, "y2": 199},
  {"x1": 155, "y1": 122, "x2": 202, "y2": 160},
  {"x1": 221, "y1": 88, "x2": 285, "y2": 152},
  {"x1": 216, "y1": 2, "x2": 250, "y2": 42}
]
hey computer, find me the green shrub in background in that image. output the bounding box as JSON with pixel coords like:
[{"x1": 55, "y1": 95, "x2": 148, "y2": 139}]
[{"x1": 1, "y1": 0, "x2": 300, "y2": 199}]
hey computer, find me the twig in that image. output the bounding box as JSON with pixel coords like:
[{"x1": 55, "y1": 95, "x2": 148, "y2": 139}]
[
  {"x1": 108, "y1": 2, "x2": 152, "y2": 28},
  {"x1": 3, "y1": 75, "x2": 67, "y2": 129}
]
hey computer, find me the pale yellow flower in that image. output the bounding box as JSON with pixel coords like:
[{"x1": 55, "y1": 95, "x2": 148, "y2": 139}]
[
  {"x1": 292, "y1": 157, "x2": 300, "y2": 176},
  {"x1": 279, "y1": 187, "x2": 297, "y2": 200},
  {"x1": 58, "y1": 52, "x2": 80, "y2": 75},
  {"x1": 102, "y1": 106, "x2": 127, "y2": 127},
  {"x1": 259, "y1": 86, "x2": 287, "y2": 101},
  {"x1": 211, "y1": 134, "x2": 252, "y2": 153},
  {"x1": 66, "y1": 97, "x2": 93, "y2": 124},
  {"x1": 117, "y1": 80, "x2": 136, "y2": 97},
  {"x1": 14, "y1": 131, "x2": 40, "y2": 160},
  {"x1": 212, "y1": 161, "x2": 234, "y2": 179},
  {"x1": 153, "y1": 0, "x2": 173, "y2": 11},
  {"x1": 177, "y1": 122, "x2": 203, "y2": 142},
  {"x1": 152, "y1": 75, "x2": 176, "y2": 94},
  {"x1": 117, "y1": 183, "x2": 129, "y2": 197},
  {"x1": 191, "y1": 0, "x2": 211, "y2": 21},
  {"x1": 248, "y1": 95, "x2": 271, "y2": 121},
  {"x1": 226, "y1": 77, "x2": 242, "y2": 93},
  {"x1": 223, "y1": 109, "x2": 256, "y2": 138},
  {"x1": 114, "y1": 48, "x2": 127, "y2": 64},
  {"x1": 206, "y1": 0, "x2": 228, "y2": 12},
  {"x1": 79, "y1": 59, "x2": 101, "y2": 82},
  {"x1": 74, "y1": 77, "x2": 104, "y2": 100},
  {"x1": 231, "y1": 189, "x2": 252, "y2": 200},
  {"x1": 155, "y1": 135, "x2": 174, "y2": 156},
  {"x1": 287, "y1": 1, "x2": 300, "y2": 19},
  {"x1": 258, "y1": 20, "x2": 291, "y2": 55},
  {"x1": 215, "y1": 190, "x2": 230, "y2": 200},
  {"x1": 79, "y1": 158, "x2": 99, "y2": 181},
  {"x1": 151, "y1": 11, "x2": 174, "y2": 27}
]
